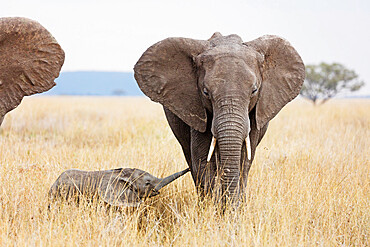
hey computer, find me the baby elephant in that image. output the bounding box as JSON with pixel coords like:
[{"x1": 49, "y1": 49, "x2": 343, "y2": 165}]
[{"x1": 49, "y1": 167, "x2": 190, "y2": 207}]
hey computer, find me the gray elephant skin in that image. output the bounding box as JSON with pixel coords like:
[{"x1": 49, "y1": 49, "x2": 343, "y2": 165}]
[
  {"x1": 134, "y1": 32, "x2": 305, "y2": 205},
  {"x1": 0, "y1": 17, "x2": 64, "y2": 126},
  {"x1": 49, "y1": 167, "x2": 190, "y2": 207}
]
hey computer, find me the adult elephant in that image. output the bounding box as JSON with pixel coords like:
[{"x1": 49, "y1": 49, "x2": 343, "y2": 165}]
[
  {"x1": 0, "y1": 17, "x2": 64, "y2": 126},
  {"x1": 134, "y1": 32, "x2": 305, "y2": 206}
]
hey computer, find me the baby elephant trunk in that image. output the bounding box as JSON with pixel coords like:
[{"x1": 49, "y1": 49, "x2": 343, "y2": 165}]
[{"x1": 154, "y1": 168, "x2": 190, "y2": 191}]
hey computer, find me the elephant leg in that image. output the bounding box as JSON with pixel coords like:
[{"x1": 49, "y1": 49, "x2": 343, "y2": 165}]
[
  {"x1": 163, "y1": 107, "x2": 193, "y2": 174},
  {"x1": 240, "y1": 109, "x2": 269, "y2": 199},
  {"x1": 190, "y1": 126, "x2": 218, "y2": 198},
  {"x1": 164, "y1": 107, "x2": 217, "y2": 197}
]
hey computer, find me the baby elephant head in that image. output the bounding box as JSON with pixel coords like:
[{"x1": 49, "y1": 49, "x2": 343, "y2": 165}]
[{"x1": 101, "y1": 167, "x2": 190, "y2": 206}]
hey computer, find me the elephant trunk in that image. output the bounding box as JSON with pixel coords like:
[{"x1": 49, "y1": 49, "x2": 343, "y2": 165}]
[
  {"x1": 154, "y1": 168, "x2": 190, "y2": 191},
  {"x1": 213, "y1": 98, "x2": 249, "y2": 205}
]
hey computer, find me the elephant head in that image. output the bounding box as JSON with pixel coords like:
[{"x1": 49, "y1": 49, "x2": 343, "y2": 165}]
[
  {"x1": 134, "y1": 33, "x2": 305, "y2": 204},
  {"x1": 0, "y1": 17, "x2": 64, "y2": 126},
  {"x1": 49, "y1": 167, "x2": 190, "y2": 207}
]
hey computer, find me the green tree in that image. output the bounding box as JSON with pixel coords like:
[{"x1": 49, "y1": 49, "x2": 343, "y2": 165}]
[{"x1": 300, "y1": 62, "x2": 364, "y2": 104}]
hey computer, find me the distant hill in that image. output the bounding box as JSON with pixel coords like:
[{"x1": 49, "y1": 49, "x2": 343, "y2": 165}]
[
  {"x1": 43, "y1": 71, "x2": 369, "y2": 98},
  {"x1": 43, "y1": 71, "x2": 144, "y2": 96}
]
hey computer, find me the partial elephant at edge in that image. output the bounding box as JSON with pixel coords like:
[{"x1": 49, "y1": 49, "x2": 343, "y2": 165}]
[{"x1": 0, "y1": 17, "x2": 65, "y2": 126}]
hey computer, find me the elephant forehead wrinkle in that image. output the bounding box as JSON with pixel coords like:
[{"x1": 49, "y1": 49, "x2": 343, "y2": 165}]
[
  {"x1": 207, "y1": 78, "x2": 226, "y2": 84},
  {"x1": 208, "y1": 53, "x2": 245, "y2": 62}
]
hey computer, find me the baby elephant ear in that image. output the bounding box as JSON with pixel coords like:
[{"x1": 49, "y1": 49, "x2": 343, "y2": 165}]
[
  {"x1": 0, "y1": 17, "x2": 65, "y2": 125},
  {"x1": 98, "y1": 172, "x2": 142, "y2": 207},
  {"x1": 134, "y1": 37, "x2": 209, "y2": 132},
  {"x1": 245, "y1": 35, "x2": 305, "y2": 130}
]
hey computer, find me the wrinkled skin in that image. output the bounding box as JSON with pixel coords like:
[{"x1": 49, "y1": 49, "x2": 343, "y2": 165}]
[
  {"x1": 0, "y1": 17, "x2": 64, "y2": 126},
  {"x1": 134, "y1": 32, "x2": 305, "y2": 206},
  {"x1": 49, "y1": 167, "x2": 190, "y2": 207}
]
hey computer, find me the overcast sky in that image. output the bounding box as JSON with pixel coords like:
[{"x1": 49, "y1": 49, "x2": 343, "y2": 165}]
[{"x1": 2, "y1": 0, "x2": 370, "y2": 95}]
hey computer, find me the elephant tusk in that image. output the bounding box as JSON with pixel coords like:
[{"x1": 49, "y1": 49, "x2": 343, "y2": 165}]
[
  {"x1": 207, "y1": 136, "x2": 217, "y2": 163},
  {"x1": 245, "y1": 135, "x2": 251, "y2": 160}
]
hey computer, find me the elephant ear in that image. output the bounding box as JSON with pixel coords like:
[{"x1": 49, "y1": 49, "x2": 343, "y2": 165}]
[
  {"x1": 0, "y1": 17, "x2": 65, "y2": 125},
  {"x1": 134, "y1": 38, "x2": 209, "y2": 132},
  {"x1": 98, "y1": 169, "x2": 142, "y2": 207},
  {"x1": 245, "y1": 35, "x2": 305, "y2": 130}
]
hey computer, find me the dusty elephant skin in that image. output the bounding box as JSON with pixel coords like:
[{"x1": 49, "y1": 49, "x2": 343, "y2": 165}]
[
  {"x1": 49, "y1": 167, "x2": 190, "y2": 207},
  {"x1": 134, "y1": 32, "x2": 305, "y2": 206},
  {"x1": 0, "y1": 17, "x2": 64, "y2": 126}
]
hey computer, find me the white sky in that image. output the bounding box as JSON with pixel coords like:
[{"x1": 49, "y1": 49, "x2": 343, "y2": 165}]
[{"x1": 2, "y1": 0, "x2": 370, "y2": 95}]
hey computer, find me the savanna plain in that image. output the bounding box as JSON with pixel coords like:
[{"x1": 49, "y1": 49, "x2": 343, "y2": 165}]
[{"x1": 0, "y1": 97, "x2": 368, "y2": 246}]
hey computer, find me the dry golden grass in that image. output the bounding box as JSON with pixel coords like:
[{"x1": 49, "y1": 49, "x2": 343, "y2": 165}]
[{"x1": 0, "y1": 96, "x2": 369, "y2": 246}]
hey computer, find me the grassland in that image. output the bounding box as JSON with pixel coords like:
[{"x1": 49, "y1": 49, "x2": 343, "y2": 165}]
[{"x1": 0, "y1": 97, "x2": 368, "y2": 246}]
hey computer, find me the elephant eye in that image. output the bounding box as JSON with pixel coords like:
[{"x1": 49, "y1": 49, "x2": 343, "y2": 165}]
[
  {"x1": 252, "y1": 88, "x2": 258, "y2": 95},
  {"x1": 203, "y1": 87, "x2": 210, "y2": 97},
  {"x1": 145, "y1": 181, "x2": 151, "y2": 186}
]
